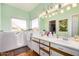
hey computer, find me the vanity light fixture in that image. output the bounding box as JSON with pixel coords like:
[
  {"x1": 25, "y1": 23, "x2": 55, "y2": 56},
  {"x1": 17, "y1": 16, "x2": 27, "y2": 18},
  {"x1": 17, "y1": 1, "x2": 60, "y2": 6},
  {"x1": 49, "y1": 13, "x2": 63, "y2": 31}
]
[
  {"x1": 45, "y1": 15, "x2": 47, "y2": 18},
  {"x1": 47, "y1": 9, "x2": 51, "y2": 13},
  {"x1": 55, "y1": 4, "x2": 59, "y2": 9},
  {"x1": 49, "y1": 14, "x2": 51, "y2": 17},
  {"x1": 39, "y1": 12, "x2": 46, "y2": 17},
  {"x1": 39, "y1": 14, "x2": 42, "y2": 17},
  {"x1": 55, "y1": 12, "x2": 57, "y2": 15},
  {"x1": 66, "y1": 6, "x2": 71, "y2": 10},
  {"x1": 42, "y1": 12, "x2": 46, "y2": 16},
  {"x1": 52, "y1": 13, "x2": 55, "y2": 16},
  {"x1": 60, "y1": 9, "x2": 64, "y2": 13},
  {"x1": 72, "y1": 4, "x2": 77, "y2": 7}
]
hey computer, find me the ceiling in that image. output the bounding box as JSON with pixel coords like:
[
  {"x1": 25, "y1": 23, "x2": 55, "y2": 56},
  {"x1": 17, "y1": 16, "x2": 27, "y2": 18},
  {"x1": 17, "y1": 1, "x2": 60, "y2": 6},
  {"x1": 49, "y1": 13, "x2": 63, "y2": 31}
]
[
  {"x1": 7, "y1": 3, "x2": 39, "y2": 12},
  {"x1": 6, "y1": 3, "x2": 62, "y2": 19}
]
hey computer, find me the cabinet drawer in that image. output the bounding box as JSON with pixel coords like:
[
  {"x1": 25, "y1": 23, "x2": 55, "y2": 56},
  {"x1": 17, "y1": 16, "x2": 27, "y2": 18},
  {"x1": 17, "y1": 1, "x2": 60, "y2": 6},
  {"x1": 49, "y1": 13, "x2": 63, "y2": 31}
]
[
  {"x1": 51, "y1": 43, "x2": 79, "y2": 55},
  {"x1": 40, "y1": 50, "x2": 49, "y2": 56},
  {"x1": 40, "y1": 40, "x2": 49, "y2": 46},
  {"x1": 32, "y1": 37, "x2": 39, "y2": 42},
  {"x1": 40, "y1": 44, "x2": 49, "y2": 48},
  {"x1": 50, "y1": 50, "x2": 63, "y2": 56}
]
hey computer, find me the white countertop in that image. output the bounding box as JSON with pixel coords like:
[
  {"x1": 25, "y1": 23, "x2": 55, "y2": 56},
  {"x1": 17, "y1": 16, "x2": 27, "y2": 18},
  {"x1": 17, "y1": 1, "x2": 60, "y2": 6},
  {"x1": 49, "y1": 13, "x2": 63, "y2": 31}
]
[{"x1": 32, "y1": 35, "x2": 79, "y2": 51}]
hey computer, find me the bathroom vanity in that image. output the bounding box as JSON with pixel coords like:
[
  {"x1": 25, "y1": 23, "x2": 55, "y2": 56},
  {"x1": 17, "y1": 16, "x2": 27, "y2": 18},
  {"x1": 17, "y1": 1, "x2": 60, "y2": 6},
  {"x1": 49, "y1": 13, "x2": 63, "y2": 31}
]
[
  {"x1": 0, "y1": 32, "x2": 79, "y2": 56},
  {"x1": 31, "y1": 36, "x2": 79, "y2": 56}
]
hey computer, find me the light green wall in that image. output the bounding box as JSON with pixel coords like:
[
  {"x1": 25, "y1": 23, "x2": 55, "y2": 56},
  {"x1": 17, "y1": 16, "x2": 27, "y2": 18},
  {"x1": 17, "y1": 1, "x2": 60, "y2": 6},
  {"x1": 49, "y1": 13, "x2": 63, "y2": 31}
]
[
  {"x1": 78, "y1": 16, "x2": 79, "y2": 35},
  {"x1": 1, "y1": 3, "x2": 49, "y2": 31},
  {"x1": 39, "y1": 17, "x2": 46, "y2": 31},
  {"x1": 39, "y1": 17, "x2": 49, "y2": 32},
  {"x1": 0, "y1": 3, "x2": 79, "y2": 36},
  {"x1": 29, "y1": 4, "x2": 44, "y2": 28},
  {"x1": 30, "y1": 3, "x2": 49, "y2": 19},
  {"x1": 0, "y1": 6, "x2": 1, "y2": 30},
  {"x1": 39, "y1": 5, "x2": 79, "y2": 36},
  {"x1": 1, "y1": 3, "x2": 30, "y2": 31}
]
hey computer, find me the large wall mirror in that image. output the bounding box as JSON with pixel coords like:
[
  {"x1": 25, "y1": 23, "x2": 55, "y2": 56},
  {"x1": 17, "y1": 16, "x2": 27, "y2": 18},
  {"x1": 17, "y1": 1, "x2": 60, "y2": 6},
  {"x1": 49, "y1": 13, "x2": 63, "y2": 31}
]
[{"x1": 59, "y1": 19, "x2": 68, "y2": 32}]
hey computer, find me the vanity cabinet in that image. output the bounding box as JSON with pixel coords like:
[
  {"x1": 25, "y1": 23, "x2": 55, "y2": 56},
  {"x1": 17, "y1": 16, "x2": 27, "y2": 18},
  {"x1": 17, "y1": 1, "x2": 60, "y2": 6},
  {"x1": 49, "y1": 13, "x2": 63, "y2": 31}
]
[
  {"x1": 31, "y1": 37, "x2": 79, "y2": 56},
  {"x1": 51, "y1": 43, "x2": 79, "y2": 56}
]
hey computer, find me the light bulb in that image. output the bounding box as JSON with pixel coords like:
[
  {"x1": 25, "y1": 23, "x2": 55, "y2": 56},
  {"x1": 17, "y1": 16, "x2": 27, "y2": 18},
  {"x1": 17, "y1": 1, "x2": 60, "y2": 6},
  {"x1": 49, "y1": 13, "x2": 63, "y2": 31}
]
[
  {"x1": 60, "y1": 10, "x2": 64, "y2": 13},
  {"x1": 52, "y1": 13, "x2": 55, "y2": 16},
  {"x1": 45, "y1": 15, "x2": 47, "y2": 18},
  {"x1": 67, "y1": 6, "x2": 71, "y2": 10},
  {"x1": 55, "y1": 12, "x2": 57, "y2": 15},
  {"x1": 72, "y1": 4, "x2": 77, "y2": 7},
  {"x1": 49, "y1": 15, "x2": 51, "y2": 17},
  {"x1": 55, "y1": 4, "x2": 59, "y2": 9}
]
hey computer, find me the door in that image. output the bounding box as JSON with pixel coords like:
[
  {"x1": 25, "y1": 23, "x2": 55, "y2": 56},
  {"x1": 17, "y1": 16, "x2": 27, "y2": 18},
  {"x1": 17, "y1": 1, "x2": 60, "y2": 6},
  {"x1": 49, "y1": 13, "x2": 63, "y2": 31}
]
[
  {"x1": 78, "y1": 17, "x2": 79, "y2": 35},
  {"x1": 49, "y1": 20, "x2": 56, "y2": 34},
  {"x1": 72, "y1": 15, "x2": 79, "y2": 36}
]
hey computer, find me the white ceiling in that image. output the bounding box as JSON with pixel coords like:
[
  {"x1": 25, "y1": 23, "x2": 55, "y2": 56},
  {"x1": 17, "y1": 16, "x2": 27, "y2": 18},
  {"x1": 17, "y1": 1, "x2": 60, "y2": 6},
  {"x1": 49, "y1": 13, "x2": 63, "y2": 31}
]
[{"x1": 7, "y1": 3, "x2": 39, "y2": 12}]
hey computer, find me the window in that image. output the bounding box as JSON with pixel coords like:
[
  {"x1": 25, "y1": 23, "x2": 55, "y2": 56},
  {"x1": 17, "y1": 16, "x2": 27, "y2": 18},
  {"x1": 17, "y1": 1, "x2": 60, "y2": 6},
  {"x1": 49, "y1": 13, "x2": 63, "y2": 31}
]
[
  {"x1": 32, "y1": 18, "x2": 39, "y2": 29},
  {"x1": 12, "y1": 18, "x2": 27, "y2": 32}
]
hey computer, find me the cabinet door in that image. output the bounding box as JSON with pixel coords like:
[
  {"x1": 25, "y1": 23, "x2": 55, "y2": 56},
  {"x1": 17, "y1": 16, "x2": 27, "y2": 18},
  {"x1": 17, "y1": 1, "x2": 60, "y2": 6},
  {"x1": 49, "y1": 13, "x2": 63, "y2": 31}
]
[
  {"x1": 23, "y1": 32, "x2": 28, "y2": 45},
  {"x1": 1, "y1": 32, "x2": 18, "y2": 52},
  {"x1": 16, "y1": 32, "x2": 24, "y2": 47},
  {"x1": 27, "y1": 40, "x2": 33, "y2": 50},
  {"x1": 31, "y1": 41, "x2": 39, "y2": 54}
]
